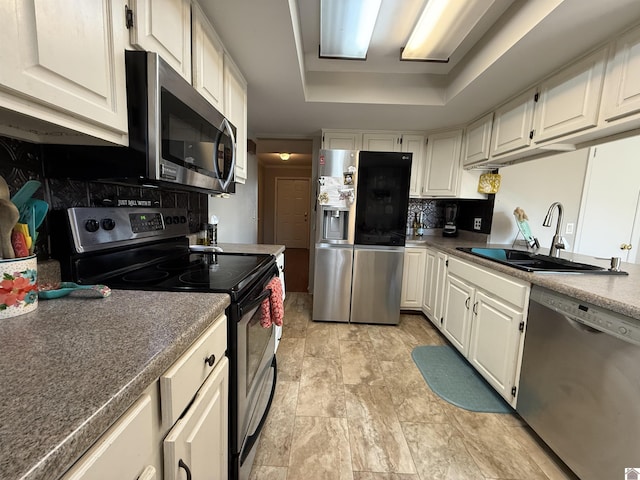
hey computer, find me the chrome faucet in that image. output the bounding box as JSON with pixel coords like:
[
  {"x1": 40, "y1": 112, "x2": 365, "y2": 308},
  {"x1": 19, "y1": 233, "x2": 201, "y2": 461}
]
[{"x1": 543, "y1": 202, "x2": 566, "y2": 257}]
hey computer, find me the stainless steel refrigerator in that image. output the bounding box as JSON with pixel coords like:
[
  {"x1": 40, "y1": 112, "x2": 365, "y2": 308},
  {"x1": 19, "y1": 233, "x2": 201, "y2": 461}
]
[{"x1": 312, "y1": 149, "x2": 412, "y2": 325}]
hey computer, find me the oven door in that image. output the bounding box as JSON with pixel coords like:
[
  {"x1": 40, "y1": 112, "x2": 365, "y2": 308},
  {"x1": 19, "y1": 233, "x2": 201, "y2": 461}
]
[{"x1": 235, "y1": 272, "x2": 278, "y2": 477}]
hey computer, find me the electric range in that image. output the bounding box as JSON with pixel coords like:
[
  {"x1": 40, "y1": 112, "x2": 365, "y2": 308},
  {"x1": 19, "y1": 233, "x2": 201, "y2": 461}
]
[{"x1": 53, "y1": 207, "x2": 279, "y2": 480}]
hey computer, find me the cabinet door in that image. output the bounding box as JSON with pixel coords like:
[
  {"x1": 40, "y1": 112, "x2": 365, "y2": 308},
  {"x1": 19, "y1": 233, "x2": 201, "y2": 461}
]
[
  {"x1": 362, "y1": 133, "x2": 401, "y2": 152},
  {"x1": 128, "y1": 0, "x2": 192, "y2": 82},
  {"x1": 422, "y1": 130, "x2": 462, "y2": 196},
  {"x1": 192, "y1": 3, "x2": 225, "y2": 112},
  {"x1": 433, "y1": 251, "x2": 448, "y2": 329},
  {"x1": 401, "y1": 248, "x2": 426, "y2": 309},
  {"x1": 402, "y1": 134, "x2": 426, "y2": 198},
  {"x1": 62, "y1": 395, "x2": 154, "y2": 480},
  {"x1": 0, "y1": 0, "x2": 128, "y2": 143},
  {"x1": 463, "y1": 113, "x2": 493, "y2": 166},
  {"x1": 601, "y1": 24, "x2": 640, "y2": 122},
  {"x1": 442, "y1": 274, "x2": 474, "y2": 356},
  {"x1": 533, "y1": 47, "x2": 607, "y2": 143},
  {"x1": 224, "y1": 55, "x2": 248, "y2": 184},
  {"x1": 164, "y1": 357, "x2": 229, "y2": 480},
  {"x1": 468, "y1": 290, "x2": 523, "y2": 404},
  {"x1": 489, "y1": 89, "x2": 536, "y2": 157},
  {"x1": 322, "y1": 131, "x2": 362, "y2": 150},
  {"x1": 422, "y1": 249, "x2": 436, "y2": 318}
]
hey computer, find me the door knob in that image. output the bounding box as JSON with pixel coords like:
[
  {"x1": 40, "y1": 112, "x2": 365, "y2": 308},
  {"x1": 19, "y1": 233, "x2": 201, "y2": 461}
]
[{"x1": 620, "y1": 243, "x2": 633, "y2": 250}]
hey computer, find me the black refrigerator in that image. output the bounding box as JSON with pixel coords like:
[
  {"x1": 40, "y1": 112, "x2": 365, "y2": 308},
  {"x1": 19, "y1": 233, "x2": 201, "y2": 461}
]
[{"x1": 351, "y1": 151, "x2": 411, "y2": 324}]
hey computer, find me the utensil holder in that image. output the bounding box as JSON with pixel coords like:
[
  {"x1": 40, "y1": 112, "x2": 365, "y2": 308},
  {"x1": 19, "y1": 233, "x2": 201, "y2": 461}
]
[{"x1": 0, "y1": 255, "x2": 37, "y2": 319}]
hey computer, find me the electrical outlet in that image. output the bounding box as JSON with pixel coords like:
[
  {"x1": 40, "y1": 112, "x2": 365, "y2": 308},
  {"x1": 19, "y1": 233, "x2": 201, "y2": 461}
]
[
  {"x1": 474, "y1": 217, "x2": 482, "y2": 230},
  {"x1": 565, "y1": 223, "x2": 574, "y2": 234}
]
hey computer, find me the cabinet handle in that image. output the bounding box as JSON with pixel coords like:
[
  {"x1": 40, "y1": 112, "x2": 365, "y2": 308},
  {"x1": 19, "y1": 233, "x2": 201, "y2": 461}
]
[
  {"x1": 205, "y1": 354, "x2": 216, "y2": 367},
  {"x1": 178, "y1": 459, "x2": 192, "y2": 480},
  {"x1": 465, "y1": 297, "x2": 470, "y2": 309},
  {"x1": 473, "y1": 302, "x2": 478, "y2": 315},
  {"x1": 621, "y1": 243, "x2": 633, "y2": 250}
]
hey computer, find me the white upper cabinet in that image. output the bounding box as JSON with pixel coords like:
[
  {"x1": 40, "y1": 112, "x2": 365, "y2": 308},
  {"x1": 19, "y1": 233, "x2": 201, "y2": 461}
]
[
  {"x1": 127, "y1": 0, "x2": 192, "y2": 82},
  {"x1": 463, "y1": 113, "x2": 493, "y2": 167},
  {"x1": 601, "y1": 24, "x2": 640, "y2": 122},
  {"x1": 322, "y1": 130, "x2": 363, "y2": 150},
  {"x1": 422, "y1": 130, "x2": 462, "y2": 197},
  {"x1": 403, "y1": 134, "x2": 426, "y2": 198},
  {"x1": 0, "y1": 0, "x2": 128, "y2": 145},
  {"x1": 192, "y1": 3, "x2": 225, "y2": 112},
  {"x1": 224, "y1": 55, "x2": 248, "y2": 184},
  {"x1": 489, "y1": 88, "x2": 537, "y2": 157},
  {"x1": 532, "y1": 47, "x2": 607, "y2": 143},
  {"x1": 362, "y1": 132, "x2": 401, "y2": 152}
]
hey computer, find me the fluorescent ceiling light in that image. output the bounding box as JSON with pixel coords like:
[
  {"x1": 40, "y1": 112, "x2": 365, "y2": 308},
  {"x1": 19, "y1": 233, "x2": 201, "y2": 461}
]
[
  {"x1": 320, "y1": 0, "x2": 382, "y2": 60},
  {"x1": 402, "y1": 0, "x2": 495, "y2": 62}
]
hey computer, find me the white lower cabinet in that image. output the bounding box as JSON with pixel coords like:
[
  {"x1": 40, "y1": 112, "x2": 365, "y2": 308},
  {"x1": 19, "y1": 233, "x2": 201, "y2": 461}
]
[
  {"x1": 400, "y1": 248, "x2": 426, "y2": 309},
  {"x1": 421, "y1": 248, "x2": 447, "y2": 331},
  {"x1": 442, "y1": 256, "x2": 530, "y2": 405},
  {"x1": 61, "y1": 394, "x2": 155, "y2": 480},
  {"x1": 61, "y1": 313, "x2": 229, "y2": 480},
  {"x1": 468, "y1": 290, "x2": 524, "y2": 401},
  {"x1": 164, "y1": 357, "x2": 229, "y2": 480}
]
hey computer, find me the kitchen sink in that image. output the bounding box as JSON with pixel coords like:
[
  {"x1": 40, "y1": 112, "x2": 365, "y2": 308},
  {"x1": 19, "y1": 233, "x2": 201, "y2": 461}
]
[{"x1": 456, "y1": 247, "x2": 628, "y2": 275}]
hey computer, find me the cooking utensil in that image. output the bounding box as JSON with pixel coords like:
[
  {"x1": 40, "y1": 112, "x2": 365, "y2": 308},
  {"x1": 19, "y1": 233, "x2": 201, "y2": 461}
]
[
  {"x1": 10, "y1": 180, "x2": 41, "y2": 210},
  {"x1": 20, "y1": 198, "x2": 48, "y2": 244},
  {"x1": 38, "y1": 282, "x2": 112, "y2": 300},
  {"x1": 0, "y1": 198, "x2": 20, "y2": 259}
]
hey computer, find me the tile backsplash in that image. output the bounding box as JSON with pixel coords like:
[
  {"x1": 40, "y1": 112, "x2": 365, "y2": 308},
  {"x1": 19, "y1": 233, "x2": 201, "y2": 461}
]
[
  {"x1": 407, "y1": 197, "x2": 495, "y2": 234},
  {"x1": 0, "y1": 136, "x2": 208, "y2": 259}
]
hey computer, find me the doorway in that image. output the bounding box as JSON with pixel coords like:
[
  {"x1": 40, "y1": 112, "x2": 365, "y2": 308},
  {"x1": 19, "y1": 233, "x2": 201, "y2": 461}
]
[
  {"x1": 575, "y1": 135, "x2": 640, "y2": 263},
  {"x1": 275, "y1": 178, "x2": 310, "y2": 248},
  {"x1": 275, "y1": 178, "x2": 310, "y2": 292}
]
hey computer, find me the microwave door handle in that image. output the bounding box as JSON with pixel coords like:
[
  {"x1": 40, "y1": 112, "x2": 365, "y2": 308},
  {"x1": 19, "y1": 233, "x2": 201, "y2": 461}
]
[{"x1": 219, "y1": 117, "x2": 236, "y2": 190}]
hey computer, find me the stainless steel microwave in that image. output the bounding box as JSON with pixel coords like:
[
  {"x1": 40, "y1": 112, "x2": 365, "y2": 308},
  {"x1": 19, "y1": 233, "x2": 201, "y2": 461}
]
[{"x1": 43, "y1": 50, "x2": 236, "y2": 195}]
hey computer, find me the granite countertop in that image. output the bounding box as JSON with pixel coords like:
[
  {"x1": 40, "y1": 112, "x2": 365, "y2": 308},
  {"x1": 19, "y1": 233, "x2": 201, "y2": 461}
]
[
  {"x1": 406, "y1": 232, "x2": 640, "y2": 321},
  {"x1": 0, "y1": 289, "x2": 230, "y2": 480}
]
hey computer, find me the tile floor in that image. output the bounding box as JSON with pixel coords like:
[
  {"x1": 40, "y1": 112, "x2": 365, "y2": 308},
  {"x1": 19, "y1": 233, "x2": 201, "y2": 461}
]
[{"x1": 250, "y1": 293, "x2": 578, "y2": 480}]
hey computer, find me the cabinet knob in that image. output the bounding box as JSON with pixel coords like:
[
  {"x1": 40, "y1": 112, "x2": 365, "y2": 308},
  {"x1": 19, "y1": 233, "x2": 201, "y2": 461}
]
[
  {"x1": 620, "y1": 243, "x2": 633, "y2": 250},
  {"x1": 178, "y1": 459, "x2": 192, "y2": 480},
  {"x1": 205, "y1": 354, "x2": 216, "y2": 367}
]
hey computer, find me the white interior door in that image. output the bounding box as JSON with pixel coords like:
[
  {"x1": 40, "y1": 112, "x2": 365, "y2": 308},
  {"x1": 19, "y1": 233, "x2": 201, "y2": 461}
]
[
  {"x1": 275, "y1": 178, "x2": 310, "y2": 248},
  {"x1": 575, "y1": 135, "x2": 640, "y2": 263}
]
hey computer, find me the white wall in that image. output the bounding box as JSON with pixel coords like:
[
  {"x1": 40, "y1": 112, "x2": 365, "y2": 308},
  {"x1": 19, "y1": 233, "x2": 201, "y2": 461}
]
[
  {"x1": 208, "y1": 152, "x2": 258, "y2": 244},
  {"x1": 489, "y1": 149, "x2": 589, "y2": 252}
]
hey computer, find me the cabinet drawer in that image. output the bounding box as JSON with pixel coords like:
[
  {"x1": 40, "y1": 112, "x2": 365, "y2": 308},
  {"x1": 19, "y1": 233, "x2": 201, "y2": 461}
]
[
  {"x1": 61, "y1": 394, "x2": 153, "y2": 480},
  {"x1": 164, "y1": 357, "x2": 229, "y2": 480},
  {"x1": 161, "y1": 313, "x2": 227, "y2": 425},
  {"x1": 448, "y1": 257, "x2": 529, "y2": 309}
]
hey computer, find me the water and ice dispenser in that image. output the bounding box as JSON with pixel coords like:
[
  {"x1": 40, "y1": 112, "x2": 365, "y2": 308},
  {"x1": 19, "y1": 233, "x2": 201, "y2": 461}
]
[{"x1": 320, "y1": 208, "x2": 350, "y2": 241}]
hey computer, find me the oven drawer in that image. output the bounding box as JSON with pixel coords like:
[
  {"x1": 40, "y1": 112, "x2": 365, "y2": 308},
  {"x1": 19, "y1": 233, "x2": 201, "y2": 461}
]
[{"x1": 160, "y1": 313, "x2": 227, "y2": 426}]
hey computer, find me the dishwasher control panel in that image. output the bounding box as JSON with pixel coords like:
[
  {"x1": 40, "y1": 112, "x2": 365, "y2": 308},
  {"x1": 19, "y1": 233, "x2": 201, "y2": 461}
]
[{"x1": 530, "y1": 287, "x2": 640, "y2": 346}]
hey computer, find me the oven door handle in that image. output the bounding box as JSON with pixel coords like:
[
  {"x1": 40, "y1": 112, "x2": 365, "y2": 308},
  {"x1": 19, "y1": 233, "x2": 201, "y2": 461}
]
[{"x1": 239, "y1": 288, "x2": 271, "y2": 318}]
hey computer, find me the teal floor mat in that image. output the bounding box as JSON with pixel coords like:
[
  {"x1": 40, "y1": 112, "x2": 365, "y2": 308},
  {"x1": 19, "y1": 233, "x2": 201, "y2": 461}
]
[{"x1": 411, "y1": 345, "x2": 514, "y2": 414}]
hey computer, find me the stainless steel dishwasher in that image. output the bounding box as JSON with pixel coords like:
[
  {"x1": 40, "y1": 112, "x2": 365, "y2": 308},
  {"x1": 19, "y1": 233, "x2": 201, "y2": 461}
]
[{"x1": 517, "y1": 286, "x2": 640, "y2": 480}]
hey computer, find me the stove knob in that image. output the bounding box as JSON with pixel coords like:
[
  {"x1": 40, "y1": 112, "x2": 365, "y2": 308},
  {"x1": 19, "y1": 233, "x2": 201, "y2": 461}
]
[
  {"x1": 85, "y1": 219, "x2": 100, "y2": 233},
  {"x1": 165, "y1": 216, "x2": 173, "y2": 225},
  {"x1": 180, "y1": 216, "x2": 187, "y2": 223},
  {"x1": 101, "y1": 218, "x2": 116, "y2": 230},
  {"x1": 173, "y1": 215, "x2": 180, "y2": 224}
]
